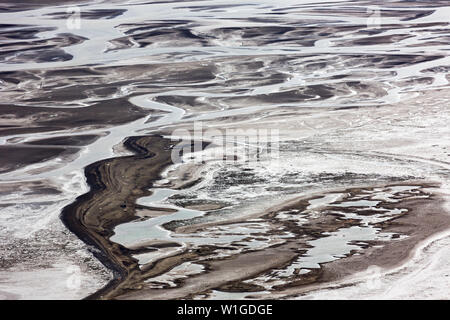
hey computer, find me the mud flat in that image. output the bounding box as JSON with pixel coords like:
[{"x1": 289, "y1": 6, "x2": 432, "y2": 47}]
[
  {"x1": 1, "y1": 0, "x2": 450, "y2": 299},
  {"x1": 260, "y1": 184, "x2": 450, "y2": 299},
  {"x1": 109, "y1": 181, "x2": 448, "y2": 300}
]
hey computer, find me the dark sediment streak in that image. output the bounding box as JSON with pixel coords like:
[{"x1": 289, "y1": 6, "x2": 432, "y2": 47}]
[
  {"x1": 60, "y1": 135, "x2": 179, "y2": 299},
  {"x1": 0, "y1": 98, "x2": 148, "y2": 138},
  {"x1": 0, "y1": 145, "x2": 77, "y2": 173}
]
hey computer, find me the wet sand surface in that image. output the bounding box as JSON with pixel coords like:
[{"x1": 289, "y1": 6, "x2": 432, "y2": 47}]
[{"x1": 0, "y1": 0, "x2": 450, "y2": 299}]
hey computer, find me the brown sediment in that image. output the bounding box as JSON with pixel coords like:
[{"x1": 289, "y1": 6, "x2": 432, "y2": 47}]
[
  {"x1": 60, "y1": 135, "x2": 185, "y2": 299},
  {"x1": 318, "y1": 190, "x2": 450, "y2": 281},
  {"x1": 132, "y1": 181, "x2": 448, "y2": 300},
  {"x1": 135, "y1": 205, "x2": 178, "y2": 218},
  {"x1": 119, "y1": 243, "x2": 302, "y2": 300},
  {"x1": 252, "y1": 183, "x2": 450, "y2": 298},
  {"x1": 127, "y1": 240, "x2": 182, "y2": 251}
]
